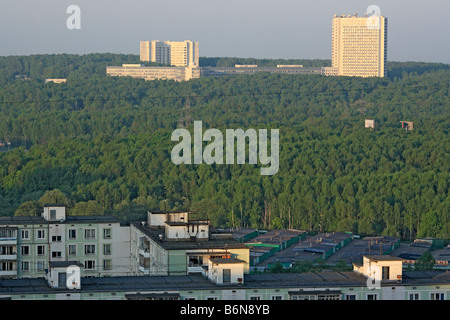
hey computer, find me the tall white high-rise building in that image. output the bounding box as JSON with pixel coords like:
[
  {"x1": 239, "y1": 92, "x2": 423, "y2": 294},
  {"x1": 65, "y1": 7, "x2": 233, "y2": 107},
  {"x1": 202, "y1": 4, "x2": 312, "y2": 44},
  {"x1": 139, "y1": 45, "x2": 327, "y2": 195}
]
[
  {"x1": 331, "y1": 14, "x2": 387, "y2": 77},
  {"x1": 140, "y1": 40, "x2": 199, "y2": 67}
]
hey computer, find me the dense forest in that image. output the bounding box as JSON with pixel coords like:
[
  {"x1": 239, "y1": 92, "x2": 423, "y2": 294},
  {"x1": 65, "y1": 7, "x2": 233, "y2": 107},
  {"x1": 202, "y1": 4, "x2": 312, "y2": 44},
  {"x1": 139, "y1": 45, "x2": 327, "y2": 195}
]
[{"x1": 0, "y1": 53, "x2": 448, "y2": 240}]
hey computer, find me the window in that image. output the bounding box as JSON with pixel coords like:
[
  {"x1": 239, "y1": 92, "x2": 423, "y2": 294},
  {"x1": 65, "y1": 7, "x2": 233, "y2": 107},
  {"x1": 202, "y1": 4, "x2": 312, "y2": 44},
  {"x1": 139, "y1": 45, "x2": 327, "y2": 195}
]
[
  {"x1": 37, "y1": 261, "x2": 45, "y2": 271},
  {"x1": 52, "y1": 236, "x2": 62, "y2": 242},
  {"x1": 21, "y1": 245, "x2": 30, "y2": 256},
  {"x1": 103, "y1": 259, "x2": 112, "y2": 270},
  {"x1": 367, "y1": 294, "x2": 378, "y2": 300},
  {"x1": 52, "y1": 251, "x2": 62, "y2": 258},
  {"x1": 21, "y1": 230, "x2": 29, "y2": 240},
  {"x1": 291, "y1": 293, "x2": 341, "y2": 300},
  {"x1": 103, "y1": 244, "x2": 111, "y2": 255},
  {"x1": 84, "y1": 260, "x2": 96, "y2": 270},
  {"x1": 345, "y1": 294, "x2": 356, "y2": 300},
  {"x1": 189, "y1": 255, "x2": 203, "y2": 267},
  {"x1": 50, "y1": 210, "x2": 56, "y2": 220},
  {"x1": 0, "y1": 262, "x2": 14, "y2": 271},
  {"x1": 68, "y1": 245, "x2": 77, "y2": 256},
  {"x1": 68, "y1": 229, "x2": 77, "y2": 240},
  {"x1": 37, "y1": 230, "x2": 45, "y2": 240},
  {"x1": 103, "y1": 228, "x2": 111, "y2": 239},
  {"x1": 37, "y1": 245, "x2": 45, "y2": 256},
  {"x1": 271, "y1": 296, "x2": 282, "y2": 300},
  {"x1": 0, "y1": 246, "x2": 14, "y2": 255},
  {"x1": 0, "y1": 229, "x2": 15, "y2": 239},
  {"x1": 431, "y1": 293, "x2": 445, "y2": 300},
  {"x1": 250, "y1": 296, "x2": 261, "y2": 300},
  {"x1": 409, "y1": 293, "x2": 420, "y2": 300},
  {"x1": 85, "y1": 229, "x2": 95, "y2": 240},
  {"x1": 85, "y1": 245, "x2": 96, "y2": 255},
  {"x1": 21, "y1": 261, "x2": 30, "y2": 272},
  {"x1": 223, "y1": 269, "x2": 231, "y2": 283},
  {"x1": 382, "y1": 266, "x2": 390, "y2": 280}
]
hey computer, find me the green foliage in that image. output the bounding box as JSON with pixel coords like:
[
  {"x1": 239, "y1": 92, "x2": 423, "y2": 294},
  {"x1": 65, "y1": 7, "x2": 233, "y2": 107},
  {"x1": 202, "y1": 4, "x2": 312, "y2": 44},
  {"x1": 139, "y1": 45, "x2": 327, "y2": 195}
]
[
  {"x1": 269, "y1": 261, "x2": 285, "y2": 273},
  {"x1": 14, "y1": 200, "x2": 40, "y2": 216},
  {"x1": 414, "y1": 251, "x2": 436, "y2": 271},
  {"x1": 38, "y1": 189, "x2": 71, "y2": 207},
  {"x1": 70, "y1": 200, "x2": 104, "y2": 216},
  {"x1": 0, "y1": 54, "x2": 448, "y2": 239}
]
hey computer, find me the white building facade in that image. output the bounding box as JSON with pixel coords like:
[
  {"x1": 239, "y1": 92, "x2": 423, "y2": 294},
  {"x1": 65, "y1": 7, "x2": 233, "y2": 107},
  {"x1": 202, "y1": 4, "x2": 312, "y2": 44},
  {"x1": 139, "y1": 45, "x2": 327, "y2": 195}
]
[{"x1": 0, "y1": 205, "x2": 131, "y2": 279}]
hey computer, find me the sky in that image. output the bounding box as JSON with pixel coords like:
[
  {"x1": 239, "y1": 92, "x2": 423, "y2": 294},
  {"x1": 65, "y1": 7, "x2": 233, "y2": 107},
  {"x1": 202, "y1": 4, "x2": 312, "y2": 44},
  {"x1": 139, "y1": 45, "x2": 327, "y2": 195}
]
[{"x1": 0, "y1": 0, "x2": 449, "y2": 63}]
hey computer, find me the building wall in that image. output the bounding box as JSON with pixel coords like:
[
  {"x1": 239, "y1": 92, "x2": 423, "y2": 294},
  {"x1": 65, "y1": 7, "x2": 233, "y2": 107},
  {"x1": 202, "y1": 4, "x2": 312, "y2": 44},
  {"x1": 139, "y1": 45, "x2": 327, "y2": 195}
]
[
  {"x1": 140, "y1": 41, "x2": 150, "y2": 62},
  {"x1": 2, "y1": 282, "x2": 449, "y2": 300},
  {"x1": 165, "y1": 224, "x2": 209, "y2": 240},
  {"x1": 16, "y1": 223, "x2": 51, "y2": 278},
  {"x1": 332, "y1": 14, "x2": 387, "y2": 77},
  {"x1": 140, "y1": 40, "x2": 199, "y2": 67},
  {"x1": 107, "y1": 65, "x2": 326, "y2": 82},
  {"x1": 207, "y1": 261, "x2": 244, "y2": 284},
  {"x1": 106, "y1": 65, "x2": 189, "y2": 82},
  {"x1": 354, "y1": 256, "x2": 403, "y2": 281},
  {"x1": 4, "y1": 221, "x2": 131, "y2": 279}
]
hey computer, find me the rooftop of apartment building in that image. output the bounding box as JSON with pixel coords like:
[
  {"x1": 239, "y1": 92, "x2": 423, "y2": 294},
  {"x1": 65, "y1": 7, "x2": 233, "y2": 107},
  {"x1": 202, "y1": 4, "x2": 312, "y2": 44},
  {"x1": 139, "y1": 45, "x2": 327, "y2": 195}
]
[
  {"x1": 333, "y1": 13, "x2": 384, "y2": 18},
  {"x1": 0, "y1": 214, "x2": 121, "y2": 225},
  {"x1": 0, "y1": 269, "x2": 449, "y2": 297},
  {"x1": 0, "y1": 215, "x2": 121, "y2": 225},
  {"x1": 131, "y1": 221, "x2": 249, "y2": 251}
]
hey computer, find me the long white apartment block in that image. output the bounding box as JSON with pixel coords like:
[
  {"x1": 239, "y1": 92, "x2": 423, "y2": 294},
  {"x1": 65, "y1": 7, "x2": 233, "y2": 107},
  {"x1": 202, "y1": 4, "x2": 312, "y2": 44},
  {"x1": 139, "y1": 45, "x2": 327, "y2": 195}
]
[{"x1": 0, "y1": 205, "x2": 131, "y2": 279}]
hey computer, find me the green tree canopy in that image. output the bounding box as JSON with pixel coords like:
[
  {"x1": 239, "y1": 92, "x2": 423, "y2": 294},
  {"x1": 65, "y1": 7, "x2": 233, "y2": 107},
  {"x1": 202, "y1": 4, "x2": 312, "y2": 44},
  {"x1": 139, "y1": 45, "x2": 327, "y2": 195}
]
[
  {"x1": 38, "y1": 189, "x2": 71, "y2": 207},
  {"x1": 14, "y1": 200, "x2": 41, "y2": 216}
]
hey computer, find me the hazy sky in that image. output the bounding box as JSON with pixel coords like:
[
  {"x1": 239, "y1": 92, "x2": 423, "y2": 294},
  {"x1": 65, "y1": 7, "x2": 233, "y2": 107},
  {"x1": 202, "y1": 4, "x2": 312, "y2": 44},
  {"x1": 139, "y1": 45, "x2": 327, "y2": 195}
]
[{"x1": 0, "y1": 0, "x2": 449, "y2": 63}]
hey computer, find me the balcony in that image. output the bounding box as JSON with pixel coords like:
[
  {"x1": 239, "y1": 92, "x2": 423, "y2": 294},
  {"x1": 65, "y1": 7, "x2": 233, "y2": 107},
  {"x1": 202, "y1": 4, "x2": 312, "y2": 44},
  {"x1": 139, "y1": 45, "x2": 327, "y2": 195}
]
[
  {"x1": 0, "y1": 261, "x2": 17, "y2": 278},
  {"x1": 138, "y1": 265, "x2": 150, "y2": 275},
  {"x1": 0, "y1": 270, "x2": 17, "y2": 277},
  {"x1": 0, "y1": 245, "x2": 17, "y2": 260},
  {"x1": 0, "y1": 239, "x2": 17, "y2": 246},
  {"x1": 0, "y1": 228, "x2": 17, "y2": 246},
  {"x1": 187, "y1": 266, "x2": 204, "y2": 274},
  {"x1": 139, "y1": 248, "x2": 150, "y2": 258},
  {"x1": 0, "y1": 253, "x2": 17, "y2": 260}
]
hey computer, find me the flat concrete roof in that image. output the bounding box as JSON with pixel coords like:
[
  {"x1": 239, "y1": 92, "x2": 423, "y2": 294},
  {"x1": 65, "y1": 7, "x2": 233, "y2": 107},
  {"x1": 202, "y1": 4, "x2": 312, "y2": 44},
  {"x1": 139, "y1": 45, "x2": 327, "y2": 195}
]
[
  {"x1": 1, "y1": 271, "x2": 449, "y2": 296},
  {"x1": 210, "y1": 258, "x2": 246, "y2": 264},
  {"x1": 131, "y1": 222, "x2": 248, "y2": 251},
  {"x1": 0, "y1": 215, "x2": 120, "y2": 225},
  {"x1": 365, "y1": 255, "x2": 404, "y2": 262}
]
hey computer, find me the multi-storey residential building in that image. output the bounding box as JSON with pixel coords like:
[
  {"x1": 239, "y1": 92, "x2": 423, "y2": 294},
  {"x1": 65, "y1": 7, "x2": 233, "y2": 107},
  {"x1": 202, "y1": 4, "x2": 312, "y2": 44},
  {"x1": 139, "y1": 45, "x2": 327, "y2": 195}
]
[
  {"x1": 0, "y1": 205, "x2": 131, "y2": 279},
  {"x1": 0, "y1": 253, "x2": 449, "y2": 300},
  {"x1": 130, "y1": 210, "x2": 250, "y2": 276},
  {"x1": 140, "y1": 40, "x2": 199, "y2": 67},
  {"x1": 331, "y1": 13, "x2": 387, "y2": 77}
]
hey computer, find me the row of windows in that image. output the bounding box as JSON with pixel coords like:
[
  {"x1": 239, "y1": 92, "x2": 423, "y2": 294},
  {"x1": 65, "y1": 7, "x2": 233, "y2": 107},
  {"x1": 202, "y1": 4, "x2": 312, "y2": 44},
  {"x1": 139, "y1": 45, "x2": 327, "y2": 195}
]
[
  {"x1": 184, "y1": 292, "x2": 447, "y2": 300},
  {"x1": 19, "y1": 228, "x2": 112, "y2": 241},
  {"x1": 19, "y1": 244, "x2": 112, "y2": 256},
  {"x1": 0, "y1": 229, "x2": 16, "y2": 238},
  {"x1": 18, "y1": 259, "x2": 113, "y2": 272}
]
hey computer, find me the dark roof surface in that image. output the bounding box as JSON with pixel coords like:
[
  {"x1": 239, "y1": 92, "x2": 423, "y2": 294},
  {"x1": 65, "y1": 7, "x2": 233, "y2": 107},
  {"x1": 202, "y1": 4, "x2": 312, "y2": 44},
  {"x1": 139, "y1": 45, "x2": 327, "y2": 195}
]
[
  {"x1": 131, "y1": 222, "x2": 248, "y2": 251},
  {"x1": 1, "y1": 271, "x2": 449, "y2": 296},
  {"x1": 0, "y1": 215, "x2": 120, "y2": 225}
]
